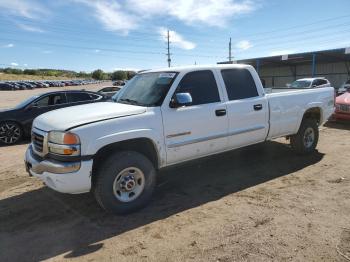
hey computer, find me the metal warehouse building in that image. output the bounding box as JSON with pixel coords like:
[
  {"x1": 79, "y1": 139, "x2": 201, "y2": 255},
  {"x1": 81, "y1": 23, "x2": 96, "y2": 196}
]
[{"x1": 220, "y1": 48, "x2": 350, "y2": 89}]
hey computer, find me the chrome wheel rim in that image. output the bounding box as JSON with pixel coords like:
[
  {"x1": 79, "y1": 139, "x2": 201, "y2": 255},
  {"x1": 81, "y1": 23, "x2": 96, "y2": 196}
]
[
  {"x1": 113, "y1": 167, "x2": 145, "y2": 202},
  {"x1": 0, "y1": 123, "x2": 21, "y2": 144},
  {"x1": 303, "y1": 127, "x2": 315, "y2": 148}
]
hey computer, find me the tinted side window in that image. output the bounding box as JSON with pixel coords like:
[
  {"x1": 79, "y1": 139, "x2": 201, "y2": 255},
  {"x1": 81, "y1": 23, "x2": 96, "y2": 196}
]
[
  {"x1": 176, "y1": 70, "x2": 220, "y2": 106},
  {"x1": 221, "y1": 69, "x2": 258, "y2": 100},
  {"x1": 35, "y1": 94, "x2": 65, "y2": 107},
  {"x1": 318, "y1": 79, "x2": 327, "y2": 85},
  {"x1": 35, "y1": 96, "x2": 49, "y2": 107},
  {"x1": 67, "y1": 93, "x2": 93, "y2": 103}
]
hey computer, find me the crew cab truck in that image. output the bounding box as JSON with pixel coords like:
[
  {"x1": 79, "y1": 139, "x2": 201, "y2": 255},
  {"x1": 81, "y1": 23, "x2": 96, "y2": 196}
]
[{"x1": 25, "y1": 65, "x2": 335, "y2": 214}]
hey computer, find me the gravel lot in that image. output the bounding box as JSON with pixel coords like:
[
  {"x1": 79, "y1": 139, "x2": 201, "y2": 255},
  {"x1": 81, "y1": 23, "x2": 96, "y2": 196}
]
[{"x1": 0, "y1": 87, "x2": 349, "y2": 261}]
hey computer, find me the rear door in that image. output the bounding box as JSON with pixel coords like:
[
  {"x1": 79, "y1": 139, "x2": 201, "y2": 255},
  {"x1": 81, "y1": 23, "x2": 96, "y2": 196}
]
[
  {"x1": 162, "y1": 70, "x2": 229, "y2": 165},
  {"x1": 219, "y1": 68, "x2": 269, "y2": 149}
]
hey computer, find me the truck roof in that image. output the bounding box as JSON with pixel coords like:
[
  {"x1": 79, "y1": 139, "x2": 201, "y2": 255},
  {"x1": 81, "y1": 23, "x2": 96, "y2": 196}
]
[{"x1": 141, "y1": 64, "x2": 252, "y2": 73}]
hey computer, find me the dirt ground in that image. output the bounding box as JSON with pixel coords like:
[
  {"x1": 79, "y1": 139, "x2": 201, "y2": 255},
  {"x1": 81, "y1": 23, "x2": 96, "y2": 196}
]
[{"x1": 0, "y1": 88, "x2": 349, "y2": 261}]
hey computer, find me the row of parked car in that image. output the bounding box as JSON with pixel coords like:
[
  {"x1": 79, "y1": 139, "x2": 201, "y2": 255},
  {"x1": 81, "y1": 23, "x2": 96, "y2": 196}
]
[
  {"x1": 285, "y1": 77, "x2": 350, "y2": 120},
  {"x1": 0, "y1": 83, "x2": 124, "y2": 145},
  {"x1": 0, "y1": 79, "x2": 103, "y2": 91}
]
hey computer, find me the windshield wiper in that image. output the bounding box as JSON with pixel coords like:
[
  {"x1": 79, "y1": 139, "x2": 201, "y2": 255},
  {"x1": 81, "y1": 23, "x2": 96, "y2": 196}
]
[{"x1": 119, "y1": 98, "x2": 146, "y2": 106}]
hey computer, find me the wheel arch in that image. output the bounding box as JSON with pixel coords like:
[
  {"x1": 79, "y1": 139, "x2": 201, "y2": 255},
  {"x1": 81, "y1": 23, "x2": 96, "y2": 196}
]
[
  {"x1": 296, "y1": 107, "x2": 323, "y2": 132},
  {"x1": 91, "y1": 137, "x2": 160, "y2": 186},
  {"x1": 302, "y1": 107, "x2": 322, "y2": 124}
]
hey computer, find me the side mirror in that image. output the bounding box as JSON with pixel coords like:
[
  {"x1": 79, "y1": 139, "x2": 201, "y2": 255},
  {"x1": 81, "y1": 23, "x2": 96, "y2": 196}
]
[
  {"x1": 312, "y1": 84, "x2": 317, "y2": 88},
  {"x1": 170, "y1": 92, "x2": 192, "y2": 108}
]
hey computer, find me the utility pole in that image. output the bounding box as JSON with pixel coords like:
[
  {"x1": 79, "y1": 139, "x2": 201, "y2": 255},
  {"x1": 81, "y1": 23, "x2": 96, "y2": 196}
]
[
  {"x1": 167, "y1": 30, "x2": 171, "y2": 68},
  {"x1": 228, "y1": 37, "x2": 232, "y2": 62}
]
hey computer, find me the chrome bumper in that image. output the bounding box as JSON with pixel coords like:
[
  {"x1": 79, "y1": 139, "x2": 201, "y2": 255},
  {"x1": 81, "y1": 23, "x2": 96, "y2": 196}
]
[
  {"x1": 25, "y1": 145, "x2": 81, "y2": 174},
  {"x1": 24, "y1": 145, "x2": 93, "y2": 194}
]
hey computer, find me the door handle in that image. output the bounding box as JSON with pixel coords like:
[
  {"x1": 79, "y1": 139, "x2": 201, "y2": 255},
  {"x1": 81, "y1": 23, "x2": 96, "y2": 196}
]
[
  {"x1": 215, "y1": 109, "x2": 226, "y2": 116},
  {"x1": 254, "y1": 104, "x2": 263, "y2": 111}
]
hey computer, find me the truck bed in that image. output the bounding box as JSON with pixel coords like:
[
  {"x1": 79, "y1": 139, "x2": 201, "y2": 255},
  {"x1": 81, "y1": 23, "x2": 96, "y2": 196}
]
[{"x1": 265, "y1": 86, "x2": 335, "y2": 140}]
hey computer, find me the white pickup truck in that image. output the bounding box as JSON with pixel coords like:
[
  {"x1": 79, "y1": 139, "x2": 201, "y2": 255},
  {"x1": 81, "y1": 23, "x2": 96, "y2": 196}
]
[{"x1": 25, "y1": 64, "x2": 335, "y2": 213}]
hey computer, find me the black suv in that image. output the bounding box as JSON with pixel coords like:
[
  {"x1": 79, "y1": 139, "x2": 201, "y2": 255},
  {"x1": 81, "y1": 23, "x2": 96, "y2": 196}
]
[{"x1": 0, "y1": 90, "x2": 108, "y2": 145}]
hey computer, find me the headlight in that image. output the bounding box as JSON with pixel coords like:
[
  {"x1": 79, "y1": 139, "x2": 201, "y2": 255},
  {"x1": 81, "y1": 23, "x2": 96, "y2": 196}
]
[{"x1": 48, "y1": 131, "x2": 80, "y2": 156}]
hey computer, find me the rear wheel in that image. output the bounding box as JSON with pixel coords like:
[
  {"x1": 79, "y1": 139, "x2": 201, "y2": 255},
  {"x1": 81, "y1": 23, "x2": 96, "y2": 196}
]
[
  {"x1": 290, "y1": 119, "x2": 319, "y2": 154},
  {"x1": 0, "y1": 121, "x2": 23, "y2": 145},
  {"x1": 93, "y1": 151, "x2": 156, "y2": 214}
]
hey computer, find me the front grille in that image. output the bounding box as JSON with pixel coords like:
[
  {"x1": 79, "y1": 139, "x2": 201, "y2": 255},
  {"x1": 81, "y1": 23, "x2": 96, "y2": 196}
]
[
  {"x1": 32, "y1": 132, "x2": 44, "y2": 152},
  {"x1": 339, "y1": 104, "x2": 350, "y2": 112}
]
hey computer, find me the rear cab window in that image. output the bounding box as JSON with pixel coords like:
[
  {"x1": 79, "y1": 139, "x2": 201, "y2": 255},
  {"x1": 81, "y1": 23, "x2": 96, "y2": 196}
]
[{"x1": 221, "y1": 69, "x2": 259, "y2": 100}]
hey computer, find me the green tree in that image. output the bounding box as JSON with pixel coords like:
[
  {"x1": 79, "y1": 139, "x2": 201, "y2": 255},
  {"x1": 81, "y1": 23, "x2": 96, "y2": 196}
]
[
  {"x1": 92, "y1": 69, "x2": 105, "y2": 80},
  {"x1": 111, "y1": 70, "x2": 127, "y2": 80},
  {"x1": 23, "y1": 69, "x2": 37, "y2": 75},
  {"x1": 126, "y1": 71, "x2": 137, "y2": 80}
]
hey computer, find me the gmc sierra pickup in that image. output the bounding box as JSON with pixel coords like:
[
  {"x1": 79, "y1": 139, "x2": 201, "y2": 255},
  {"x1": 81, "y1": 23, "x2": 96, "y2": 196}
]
[{"x1": 25, "y1": 64, "x2": 335, "y2": 214}]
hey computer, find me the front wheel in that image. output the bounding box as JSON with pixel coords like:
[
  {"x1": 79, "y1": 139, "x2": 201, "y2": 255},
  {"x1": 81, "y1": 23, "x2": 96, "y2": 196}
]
[
  {"x1": 290, "y1": 119, "x2": 319, "y2": 154},
  {"x1": 0, "y1": 121, "x2": 23, "y2": 145},
  {"x1": 93, "y1": 151, "x2": 156, "y2": 214}
]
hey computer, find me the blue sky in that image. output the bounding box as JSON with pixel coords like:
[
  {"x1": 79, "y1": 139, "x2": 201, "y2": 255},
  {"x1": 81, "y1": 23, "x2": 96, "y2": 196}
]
[{"x1": 0, "y1": 0, "x2": 350, "y2": 72}]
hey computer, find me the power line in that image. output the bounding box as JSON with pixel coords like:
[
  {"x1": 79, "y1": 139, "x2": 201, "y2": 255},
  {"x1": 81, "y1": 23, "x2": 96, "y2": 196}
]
[{"x1": 1, "y1": 14, "x2": 350, "y2": 45}]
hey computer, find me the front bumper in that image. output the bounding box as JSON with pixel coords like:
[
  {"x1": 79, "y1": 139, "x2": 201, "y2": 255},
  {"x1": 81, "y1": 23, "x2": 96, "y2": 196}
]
[
  {"x1": 25, "y1": 145, "x2": 93, "y2": 194},
  {"x1": 332, "y1": 111, "x2": 350, "y2": 121}
]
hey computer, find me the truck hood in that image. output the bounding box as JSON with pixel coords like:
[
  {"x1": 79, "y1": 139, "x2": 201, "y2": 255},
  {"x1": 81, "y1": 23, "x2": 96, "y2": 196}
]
[
  {"x1": 336, "y1": 92, "x2": 350, "y2": 105},
  {"x1": 33, "y1": 102, "x2": 147, "y2": 131}
]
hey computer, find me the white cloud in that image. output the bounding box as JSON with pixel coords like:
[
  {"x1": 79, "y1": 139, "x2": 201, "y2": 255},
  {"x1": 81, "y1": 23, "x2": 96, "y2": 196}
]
[
  {"x1": 23, "y1": 63, "x2": 28, "y2": 66},
  {"x1": 42, "y1": 50, "x2": 53, "y2": 54},
  {"x1": 128, "y1": 0, "x2": 256, "y2": 27},
  {"x1": 95, "y1": 49, "x2": 101, "y2": 53},
  {"x1": 159, "y1": 27, "x2": 196, "y2": 50},
  {"x1": 17, "y1": 23, "x2": 45, "y2": 33},
  {"x1": 2, "y1": 43, "x2": 14, "y2": 48},
  {"x1": 0, "y1": 0, "x2": 47, "y2": 19},
  {"x1": 10, "y1": 62, "x2": 19, "y2": 66},
  {"x1": 73, "y1": 0, "x2": 139, "y2": 35},
  {"x1": 236, "y1": 40, "x2": 253, "y2": 50},
  {"x1": 269, "y1": 50, "x2": 296, "y2": 56},
  {"x1": 73, "y1": 0, "x2": 257, "y2": 34}
]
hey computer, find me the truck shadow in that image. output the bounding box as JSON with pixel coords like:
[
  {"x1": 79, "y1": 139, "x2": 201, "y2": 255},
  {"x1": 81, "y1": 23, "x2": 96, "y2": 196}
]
[{"x1": 0, "y1": 141, "x2": 324, "y2": 261}]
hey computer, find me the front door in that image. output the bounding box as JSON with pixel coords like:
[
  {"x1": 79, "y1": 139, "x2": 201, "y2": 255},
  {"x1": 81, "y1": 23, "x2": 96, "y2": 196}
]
[{"x1": 161, "y1": 70, "x2": 229, "y2": 165}]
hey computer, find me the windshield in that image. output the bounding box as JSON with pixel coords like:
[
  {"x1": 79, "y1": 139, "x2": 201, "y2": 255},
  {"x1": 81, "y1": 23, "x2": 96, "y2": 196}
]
[
  {"x1": 14, "y1": 95, "x2": 39, "y2": 109},
  {"x1": 290, "y1": 80, "x2": 312, "y2": 88},
  {"x1": 113, "y1": 72, "x2": 178, "y2": 106}
]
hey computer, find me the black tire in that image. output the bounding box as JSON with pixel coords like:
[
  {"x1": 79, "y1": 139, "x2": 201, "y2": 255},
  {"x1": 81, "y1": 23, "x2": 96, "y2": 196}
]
[
  {"x1": 93, "y1": 151, "x2": 156, "y2": 214},
  {"x1": 290, "y1": 119, "x2": 319, "y2": 155},
  {"x1": 0, "y1": 121, "x2": 23, "y2": 145}
]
